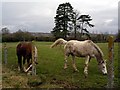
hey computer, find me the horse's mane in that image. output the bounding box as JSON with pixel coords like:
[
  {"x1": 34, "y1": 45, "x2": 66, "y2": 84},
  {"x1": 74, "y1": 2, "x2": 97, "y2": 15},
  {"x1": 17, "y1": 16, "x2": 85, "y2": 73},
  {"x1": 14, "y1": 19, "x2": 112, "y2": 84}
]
[
  {"x1": 89, "y1": 40, "x2": 104, "y2": 57},
  {"x1": 50, "y1": 38, "x2": 67, "y2": 48}
]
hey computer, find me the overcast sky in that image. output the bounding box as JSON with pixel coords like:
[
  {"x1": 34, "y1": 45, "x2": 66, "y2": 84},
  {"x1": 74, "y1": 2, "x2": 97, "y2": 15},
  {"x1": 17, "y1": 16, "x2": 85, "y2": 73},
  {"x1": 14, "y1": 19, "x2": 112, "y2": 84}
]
[{"x1": 1, "y1": 0, "x2": 119, "y2": 34}]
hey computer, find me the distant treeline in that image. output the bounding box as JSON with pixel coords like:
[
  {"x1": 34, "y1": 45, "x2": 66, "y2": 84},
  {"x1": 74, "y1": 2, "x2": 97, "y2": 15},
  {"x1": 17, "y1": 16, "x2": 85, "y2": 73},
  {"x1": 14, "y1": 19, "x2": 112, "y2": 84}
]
[{"x1": 1, "y1": 28, "x2": 120, "y2": 42}]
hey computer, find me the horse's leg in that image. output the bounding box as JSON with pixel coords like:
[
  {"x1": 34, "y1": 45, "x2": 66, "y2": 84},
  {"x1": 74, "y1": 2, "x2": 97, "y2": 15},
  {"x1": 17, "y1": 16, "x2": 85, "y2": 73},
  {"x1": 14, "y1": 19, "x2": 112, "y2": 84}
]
[
  {"x1": 72, "y1": 56, "x2": 79, "y2": 72},
  {"x1": 27, "y1": 58, "x2": 30, "y2": 64},
  {"x1": 64, "y1": 55, "x2": 68, "y2": 69},
  {"x1": 17, "y1": 55, "x2": 23, "y2": 72},
  {"x1": 23, "y1": 57, "x2": 26, "y2": 72},
  {"x1": 84, "y1": 56, "x2": 91, "y2": 78},
  {"x1": 27, "y1": 57, "x2": 31, "y2": 68}
]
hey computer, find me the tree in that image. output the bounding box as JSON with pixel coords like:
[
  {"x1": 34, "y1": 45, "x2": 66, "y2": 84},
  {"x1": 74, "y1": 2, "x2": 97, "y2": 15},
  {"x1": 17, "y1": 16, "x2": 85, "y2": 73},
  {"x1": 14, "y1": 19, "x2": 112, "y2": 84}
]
[
  {"x1": 77, "y1": 14, "x2": 94, "y2": 38},
  {"x1": 13, "y1": 29, "x2": 33, "y2": 41},
  {"x1": 2, "y1": 27, "x2": 10, "y2": 35},
  {"x1": 2, "y1": 27, "x2": 11, "y2": 42},
  {"x1": 71, "y1": 10, "x2": 81, "y2": 39},
  {"x1": 52, "y1": 2, "x2": 74, "y2": 39},
  {"x1": 69, "y1": 11, "x2": 94, "y2": 39}
]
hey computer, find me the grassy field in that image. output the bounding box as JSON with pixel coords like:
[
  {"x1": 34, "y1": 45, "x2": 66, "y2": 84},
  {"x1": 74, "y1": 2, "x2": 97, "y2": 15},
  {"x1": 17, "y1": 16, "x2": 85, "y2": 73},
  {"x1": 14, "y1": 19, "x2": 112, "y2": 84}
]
[{"x1": 2, "y1": 41, "x2": 119, "y2": 88}]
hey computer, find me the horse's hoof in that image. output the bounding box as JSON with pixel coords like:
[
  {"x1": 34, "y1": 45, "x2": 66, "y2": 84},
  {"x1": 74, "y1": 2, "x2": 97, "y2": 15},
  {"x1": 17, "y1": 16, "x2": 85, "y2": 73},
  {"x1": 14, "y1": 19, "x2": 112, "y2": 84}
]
[
  {"x1": 84, "y1": 75, "x2": 87, "y2": 78},
  {"x1": 84, "y1": 72, "x2": 88, "y2": 78},
  {"x1": 64, "y1": 68, "x2": 67, "y2": 71},
  {"x1": 75, "y1": 69, "x2": 79, "y2": 72},
  {"x1": 73, "y1": 70, "x2": 79, "y2": 73},
  {"x1": 27, "y1": 71, "x2": 32, "y2": 75},
  {"x1": 35, "y1": 62, "x2": 38, "y2": 64},
  {"x1": 76, "y1": 70, "x2": 79, "y2": 72},
  {"x1": 64, "y1": 67, "x2": 67, "y2": 70}
]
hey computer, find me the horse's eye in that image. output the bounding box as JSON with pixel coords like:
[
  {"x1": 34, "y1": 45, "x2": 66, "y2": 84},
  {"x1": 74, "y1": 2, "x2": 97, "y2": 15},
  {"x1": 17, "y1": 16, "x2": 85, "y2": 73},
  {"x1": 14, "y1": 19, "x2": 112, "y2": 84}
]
[{"x1": 103, "y1": 66, "x2": 105, "y2": 68}]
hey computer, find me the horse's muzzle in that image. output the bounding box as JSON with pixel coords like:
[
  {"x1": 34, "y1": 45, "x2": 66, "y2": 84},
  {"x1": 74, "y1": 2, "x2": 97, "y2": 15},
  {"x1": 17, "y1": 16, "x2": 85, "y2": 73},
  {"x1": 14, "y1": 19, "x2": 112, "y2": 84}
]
[{"x1": 103, "y1": 73, "x2": 107, "y2": 75}]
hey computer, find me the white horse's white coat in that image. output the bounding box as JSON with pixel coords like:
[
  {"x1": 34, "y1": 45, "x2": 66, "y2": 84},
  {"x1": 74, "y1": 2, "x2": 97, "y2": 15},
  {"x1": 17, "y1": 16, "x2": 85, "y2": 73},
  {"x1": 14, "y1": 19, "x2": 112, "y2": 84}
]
[{"x1": 51, "y1": 38, "x2": 107, "y2": 77}]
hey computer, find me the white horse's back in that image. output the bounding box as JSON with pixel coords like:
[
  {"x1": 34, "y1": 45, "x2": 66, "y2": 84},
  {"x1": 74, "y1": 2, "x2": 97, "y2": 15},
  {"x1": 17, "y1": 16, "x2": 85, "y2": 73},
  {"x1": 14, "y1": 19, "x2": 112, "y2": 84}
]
[{"x1": 65, "y1": 40, "x2": 102, "y2": 58}]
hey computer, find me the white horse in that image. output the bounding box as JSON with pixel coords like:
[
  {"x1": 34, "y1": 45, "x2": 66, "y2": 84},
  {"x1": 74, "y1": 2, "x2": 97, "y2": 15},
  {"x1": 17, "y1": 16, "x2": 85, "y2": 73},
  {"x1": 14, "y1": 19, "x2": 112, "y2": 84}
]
[{"x1": 50, "y1": 38, "x2": 107, "y2": 77}]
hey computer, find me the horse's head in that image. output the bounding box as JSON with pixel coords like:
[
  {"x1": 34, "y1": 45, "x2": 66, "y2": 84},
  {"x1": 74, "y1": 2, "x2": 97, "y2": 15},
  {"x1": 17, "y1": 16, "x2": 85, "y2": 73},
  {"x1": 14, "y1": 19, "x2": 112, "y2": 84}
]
[{"x1": 98, "y1": 60, "x2": 107, "y2": 75}]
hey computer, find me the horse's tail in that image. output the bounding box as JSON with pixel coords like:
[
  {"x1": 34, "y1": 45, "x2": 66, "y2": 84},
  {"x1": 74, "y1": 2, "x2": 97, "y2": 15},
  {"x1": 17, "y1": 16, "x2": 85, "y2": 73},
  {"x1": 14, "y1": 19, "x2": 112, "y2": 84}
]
[
  {"x1": 89, "y1": 40, "x2": 104, "y2": 57},
  {"x1": 50, "y1": 38, "x2": 67, "y2": 48}
]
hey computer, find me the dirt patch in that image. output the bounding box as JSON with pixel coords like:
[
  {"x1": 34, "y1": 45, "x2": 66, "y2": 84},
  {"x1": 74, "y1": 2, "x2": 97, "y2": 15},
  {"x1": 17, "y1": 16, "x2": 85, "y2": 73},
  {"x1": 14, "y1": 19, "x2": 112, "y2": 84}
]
[
  {"x1": 2, "y1": 65, "x2": 43, "y2": 88},
  {"x1": 2, "y1": 65, "x2": 28, "y2": 88},
  {"x1": 27, "y1": 76, "x2": 43, "y2": 87},
  {"x1": 2, "y1": 65, "x2": 80, "y2": 89},
  {"x1": 50, "y1": 78, "x2": 79, "y2": 88}
]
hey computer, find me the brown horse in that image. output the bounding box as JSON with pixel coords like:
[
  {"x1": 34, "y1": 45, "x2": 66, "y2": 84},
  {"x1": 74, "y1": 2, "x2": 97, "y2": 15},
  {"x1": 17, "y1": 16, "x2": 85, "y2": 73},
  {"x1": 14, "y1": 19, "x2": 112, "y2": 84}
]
[{"x1": 16, "y1": 42, "x2": 38, "y2": 72}]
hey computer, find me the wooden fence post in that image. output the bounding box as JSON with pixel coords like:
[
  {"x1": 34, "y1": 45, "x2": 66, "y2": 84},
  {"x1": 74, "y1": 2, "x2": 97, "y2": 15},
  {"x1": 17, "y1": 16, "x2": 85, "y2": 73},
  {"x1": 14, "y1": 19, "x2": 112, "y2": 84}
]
[
  {"x1": 4, "y1": 43, "x2": 7, "y2": 64},
  {"x1": 32, "y1": 41, "x2": 36, "y2": 76},
  {"x1": 107, "y1": 36, "x2": 114, "y2": 88}
]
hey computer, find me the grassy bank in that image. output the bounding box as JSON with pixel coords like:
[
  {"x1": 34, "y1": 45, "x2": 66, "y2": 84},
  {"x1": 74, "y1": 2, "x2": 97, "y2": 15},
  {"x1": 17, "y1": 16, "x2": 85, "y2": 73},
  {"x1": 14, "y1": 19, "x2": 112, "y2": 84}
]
[{"x1": 2, "y1": 42, "x2": 119, "y2": 88}]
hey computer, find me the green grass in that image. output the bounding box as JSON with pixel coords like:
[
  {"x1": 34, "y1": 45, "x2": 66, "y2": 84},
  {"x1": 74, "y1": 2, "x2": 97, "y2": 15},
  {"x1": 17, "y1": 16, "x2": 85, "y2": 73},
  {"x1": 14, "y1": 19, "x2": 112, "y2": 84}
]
[{"x1": 2, "y1": 42, "x2": 119, "y2": 88}]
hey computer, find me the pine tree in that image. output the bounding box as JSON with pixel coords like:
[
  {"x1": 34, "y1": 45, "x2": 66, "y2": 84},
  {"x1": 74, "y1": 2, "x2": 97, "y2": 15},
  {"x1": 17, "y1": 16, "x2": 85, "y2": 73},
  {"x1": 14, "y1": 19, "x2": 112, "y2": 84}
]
[
  {"x1": 52, "y1": 2, "x2": 73, "y2": 39},
  {"x1": 72, "y1": 10, "x2": 81, "y2": 39},
  {"x1": 77, "y1": 15, "x2": 94, "y2": 38}
]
